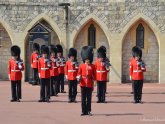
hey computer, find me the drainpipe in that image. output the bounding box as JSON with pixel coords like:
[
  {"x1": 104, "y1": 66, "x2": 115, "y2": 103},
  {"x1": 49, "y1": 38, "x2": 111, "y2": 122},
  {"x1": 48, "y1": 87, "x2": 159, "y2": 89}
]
[{"x1": 58, "y1": 3, "x2": 71, "y2": 56}]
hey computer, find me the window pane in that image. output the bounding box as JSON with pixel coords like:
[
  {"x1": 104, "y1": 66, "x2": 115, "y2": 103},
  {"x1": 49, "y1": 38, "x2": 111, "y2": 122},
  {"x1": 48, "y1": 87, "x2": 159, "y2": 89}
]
[
  {"x1": 136, "y1": 24, "x2": 144, "y2": 48},
  {"x1": 88, "y1": 24, "x2": 96, "y2": 48}
]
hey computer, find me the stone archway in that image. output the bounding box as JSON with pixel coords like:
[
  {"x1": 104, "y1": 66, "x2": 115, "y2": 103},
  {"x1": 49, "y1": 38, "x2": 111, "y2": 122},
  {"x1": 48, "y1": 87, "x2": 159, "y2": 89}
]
[
  {"x1": 0, "y1": 23, "x2": 12, "y2": 80},
  {"x1": 74, "y1": 20, "x2": 110, "y2": 64},
  {"x1": 122, "y1": 20, "x2": 159, "y2": 83},
  {"x1": 25, "y1": 19, "x2": 60, "y2": 82}
]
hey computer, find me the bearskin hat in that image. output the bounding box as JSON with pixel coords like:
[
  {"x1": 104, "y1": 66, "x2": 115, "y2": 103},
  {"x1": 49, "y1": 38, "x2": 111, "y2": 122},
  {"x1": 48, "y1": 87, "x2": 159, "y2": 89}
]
[
  {"x1": 132, "y1": 46, "x2": 142, "y2": 58},
  {"x1": 100, "y1": 45, "x2": 106, "y2": 53},
  {"x1": 68, "y1": 48, "x2": 77, "y2": 58},
  {"x1": 81, "y1": 46, "x2": 94, "y2": 63},
  {"x1": 33, "y1": 43, "x2": 40, "y2": 51},
  {"x1": 11, "y1": 45, "x2": 21, "y2": 57},
  {"x1": 97, "y1": 46, "x2": 106, "y2": 59},
  {"x1": 41, "y1": 45, "x2": 49, "y2": 55},
  {"x1": 49, "y1": 45, "x2": 56, "y2": 54},
  {"x1": 56, "y1": 44, "x2": 63, "y2": 53}
]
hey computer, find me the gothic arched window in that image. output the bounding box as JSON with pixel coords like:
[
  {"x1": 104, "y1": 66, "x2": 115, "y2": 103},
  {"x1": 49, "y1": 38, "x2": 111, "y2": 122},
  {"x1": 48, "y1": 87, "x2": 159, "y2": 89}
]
[
  {"x1": 88, "y1": 24, "x2": 96, "y2": 48},
  {"x1": 136, "y1": 23, "x2": 144, "y2": 48}
]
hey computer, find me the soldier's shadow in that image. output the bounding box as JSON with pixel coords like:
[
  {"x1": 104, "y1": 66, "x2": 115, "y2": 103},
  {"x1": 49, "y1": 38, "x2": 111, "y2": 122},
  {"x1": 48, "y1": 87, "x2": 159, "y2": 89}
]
[
  {"x1": 21, "y1": 100, "x2": 40, "y2": 102},
  {"x1": 51, "y1": 100, "x2": 81, "y2": 103},
  {"x1": 142, "y1": 101, "x2": 165, "y2": 104},
  {"x1": 106, "y1": 101, "x2": 133, "y2": 103},
  {"x1": 93, "y1": 113, "x2": 143, "y2": 116},
  {"x1": 143, "y1": 92, "x2": 165, "y2": 94},
  {"x1": 106, "y1": 101, "x2": 165, "y2": 104},
  {"x1": 107, "y1": 94, "x2": 132, "y2": 97},
  {"x1": 21, "y1": 100, "x2": 80, "y2": 103}
]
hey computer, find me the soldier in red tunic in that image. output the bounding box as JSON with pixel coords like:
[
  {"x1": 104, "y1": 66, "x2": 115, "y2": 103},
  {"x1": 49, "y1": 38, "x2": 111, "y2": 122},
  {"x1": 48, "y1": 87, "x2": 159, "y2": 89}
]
[
  {"x1": 77, "y1": 46, "x2": 95, "y2": 116},
  {"x1": 30, "y1": 43, "x2": 40, "y2": 85},
  {"x1": 8, "y1": 45, "x2": 24, "y2": 102},
  {"x1": 95, "y1": 46, "x2": 110, "y2": 103},
  {"x1": 65, "y1": 48, "x2": 79, "y2": 103},
  {"x1": 130, "y1": 47, "x2": 138, "y2": 94},
  {"x1": 56, "y1": 44, "x2": 66, "y2": 93},
  {"x1": 130, "y1": 46, "x2": 146, "y2": 103},
  {"x1": 49, "y1": 45, "x2": 59, "y2": 96},
  {"x1": 38, "y1": 45, "x2": 51, "y2": 102}
]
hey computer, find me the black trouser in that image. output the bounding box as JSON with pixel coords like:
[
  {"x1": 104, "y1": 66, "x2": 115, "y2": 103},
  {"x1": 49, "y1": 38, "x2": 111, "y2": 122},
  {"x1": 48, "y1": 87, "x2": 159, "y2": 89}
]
[
  {"x1": 81, "y1": 87, "x2": 92, "y2": 114},
  {"x1": 32, "y1": 68, "x2": 39, "y2": 85},
  {"x1": 68, "y1": 80, "x2": 78, "y2": 101},
  {"x1": 105, "y1": 82, "x2": 107, "y2": 93},
  {"x1": 11, "y1": 80, "x2": 22, "y2": 100},
  {"x1": 97, "y1": 81, "x2": 106, "y2": 102},
  {"x1": 50, "y1": 76, "x2": 58, "y2": 96},
  {"x1": 132, "y1": 82, "x2": 134, "y2": 93},
  {"x1": 40, "y1": 78, "x2": 50, "y2": 100},
  {"x1": 133, "y1": 80, "x2": 143, "y2": 101},
  {"x1": 58, "y1": 74, "x2": 65, "y2": 92}
]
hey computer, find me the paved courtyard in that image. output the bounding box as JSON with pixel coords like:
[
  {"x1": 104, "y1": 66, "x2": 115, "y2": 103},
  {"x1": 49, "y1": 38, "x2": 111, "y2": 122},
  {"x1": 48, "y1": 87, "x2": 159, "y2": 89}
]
[{"x1": 0, "y1": 81, "x2": 165, "y2": 124}]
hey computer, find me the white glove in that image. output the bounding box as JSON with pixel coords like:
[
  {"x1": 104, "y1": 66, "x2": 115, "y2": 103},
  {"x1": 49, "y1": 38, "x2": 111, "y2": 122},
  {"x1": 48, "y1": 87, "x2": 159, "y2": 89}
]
[
  {"x1": 38, "y1": 73, "x2": 40, "y2": 78},
  {"x1": 130, "y1": 76, "x2": 132, "y2": 81},
  {"x1": 47, "y1": 63, "x2": 51, "y2": 68},
  {"x1": 76, "y1": 75, "x2": 81, "y2": 82},
  {"x1": 8, "y1": 74, "x2": 10, "y2": 80},
  {"x1": 56, "y1": 62, "x2": 60, "y2": 67},
  {"x1": 65, "y1": 75, "x2": 68, "y2": 81},
  {"x1": 18, "y1": 64, "x2": 22, "y2": 70}
]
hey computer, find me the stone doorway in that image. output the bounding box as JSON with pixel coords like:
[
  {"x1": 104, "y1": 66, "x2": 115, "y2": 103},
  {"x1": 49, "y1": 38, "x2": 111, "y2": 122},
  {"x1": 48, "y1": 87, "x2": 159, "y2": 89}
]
[{"x1": 25, "y1": 20, "x2": 60, "y2": 82}]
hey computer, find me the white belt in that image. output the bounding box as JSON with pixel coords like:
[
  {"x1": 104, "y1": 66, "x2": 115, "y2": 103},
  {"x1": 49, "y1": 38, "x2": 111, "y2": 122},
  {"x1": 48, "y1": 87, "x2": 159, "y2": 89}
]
[
  {"x1": 41, "y1": 68, "x2": 49, "y2": 70},
  {"x1": 133, "y1": 70, "x2": 143, "y2": 72},
  {"x1": 97, "y1": 70, "x2": 106, "y2": 73},
  {"x1": 11, "y1": 70, "x2": 20, "y2": 72},
  {"x1": 52, "y1": 67, "x2": 58, "y2": 69},
  {"x1": 33, "y1": 60, "x2": 38, "y2": 62},
  {"x1": 68, "y1": 70, "x2": 76, "y2": 72}
]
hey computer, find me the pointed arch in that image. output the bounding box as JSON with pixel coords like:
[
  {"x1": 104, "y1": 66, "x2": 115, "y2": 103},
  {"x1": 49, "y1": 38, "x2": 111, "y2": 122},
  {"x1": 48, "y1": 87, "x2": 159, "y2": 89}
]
[
  {"x1": 121, "y1": 13, "x2": 160, "y2": 83},
  {"x1": 70, "y1": 13, "x2": 110, "y2": 48},
  {"x1": 0, "y1": 17, "x2": 14, "y2": 44},
  {"x1": 23, "y1": 13, "x2": 62, "y2": 43},
  {"x1": 121, "y1": 13, "x2": 161, "y2": 46},
  {"x1": 23, "y1": 13, "x2": 63, "y2": 81},
  {"x1": 0, "y1": 18, "x2": 13, "y2": 80}
]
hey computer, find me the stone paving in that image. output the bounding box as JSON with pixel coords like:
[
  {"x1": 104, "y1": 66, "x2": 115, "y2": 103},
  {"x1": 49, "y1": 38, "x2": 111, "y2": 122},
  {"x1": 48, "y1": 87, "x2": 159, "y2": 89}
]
[{"x1": 0, "y1": 81, "x2": 165, "y2": 124}]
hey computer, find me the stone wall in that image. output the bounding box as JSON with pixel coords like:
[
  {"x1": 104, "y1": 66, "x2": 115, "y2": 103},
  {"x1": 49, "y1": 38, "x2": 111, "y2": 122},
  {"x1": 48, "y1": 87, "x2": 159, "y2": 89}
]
[
  {"x1": 0, "y1": 0, "x2": 164, "y2": 33},
  {"x1": 0, "y1": 23, "x2": 12, "y2": 80},
  {"x1": 0, "y1": 0, "x2": 164, "y2": 82}
]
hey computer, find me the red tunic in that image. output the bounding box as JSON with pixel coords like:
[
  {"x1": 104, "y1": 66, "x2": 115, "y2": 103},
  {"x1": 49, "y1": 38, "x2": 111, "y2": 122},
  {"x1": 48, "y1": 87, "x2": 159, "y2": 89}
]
[
  {"x1": 31, "y1": 52, "x2": 39, "y2": 68},
  {"x1": 50, "y1": 56, "x2": 59, "y2": 77},
  {"x1": 57, "y1": 57, "x2": 65, "y2": 74},
  {"x1": 77, "y1": 63, "x2": 96, "y2": 88},
  {"x1": 130, "y1": 58, "x2": 146, "y2": 80},
  {"x1": 8, "y1": 59, "x2": 24, "y2": 81},
  {"x1": 38, "y1": 57, "x2": 51, "y2": 78},
  {"x1": 95, "y1": 60, "x2": 109, "y2": 81},
  {"x1": 65, "y1": 61, "x2": 78, "y2": 80}
]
